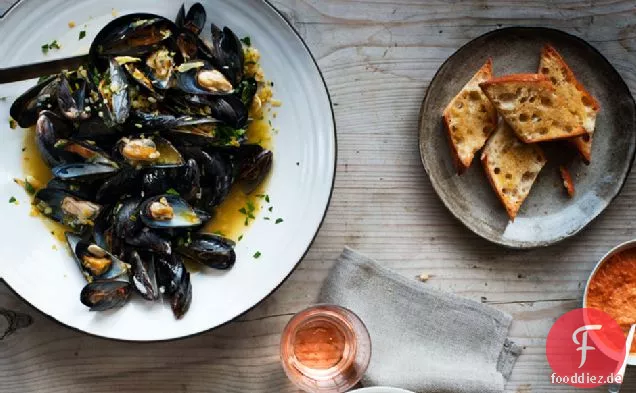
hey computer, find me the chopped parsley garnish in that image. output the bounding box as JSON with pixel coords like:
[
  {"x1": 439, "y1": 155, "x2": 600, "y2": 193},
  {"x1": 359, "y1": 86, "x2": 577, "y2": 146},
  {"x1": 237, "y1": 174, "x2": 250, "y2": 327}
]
[
  {"x1": 268, "y1": 206, "x2": 273, "y2": 212},
  {"x1": 24, "y1": 179, "x2": 36, "y2": 195},
  {"x1": 0, "y1": 96, "x2": 7, "y2": 101},
  {"x1": 79, "y1": 30, "x2": 87, "y2": 40},
  {"x1": 9, "y1": 118, "x2": 17, "y2": 129},
  {"x1": 257, "y1": 194, "x2": 270, "y2": 203},
  {"x1": 238, "y1": 199, "x2": 256, "y2": 226},
  {"x1": 253, "y1": 251, "x2": 261, "y2": 259},
  {"x1": 166, "y1": 188, "x2": 180, "y2": 196},
  {"x1": 8, "y1": 196, "x2": 16, "y2": 203},
  {"x1": 215, "y1": 124, "x2": 246, "y2": 145},
  {"x1": 240, "y1": 36, "x2": 251, "y2": 46},
  {"x1": 275, "y1": 218, "x2": 284, "y2": 224},
  {"x1": 213, "y1": 230, "x2": 226, "y2": 237},
  {"x1": 264, "y1": 217, "x2": 270, "y2": 221},
  {"x1": 238, "y1": 235, "x2": 243, "y2": 241},
  {"x1": 41, "y1": 40, "x2": 61, "y2": 55}
]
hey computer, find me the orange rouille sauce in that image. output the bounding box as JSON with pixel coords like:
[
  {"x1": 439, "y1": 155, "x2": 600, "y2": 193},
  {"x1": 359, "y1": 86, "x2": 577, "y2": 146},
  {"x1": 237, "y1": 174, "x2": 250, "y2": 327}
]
[{"x1": 587, "y1": 248, "x2": 636, "y2": 354}]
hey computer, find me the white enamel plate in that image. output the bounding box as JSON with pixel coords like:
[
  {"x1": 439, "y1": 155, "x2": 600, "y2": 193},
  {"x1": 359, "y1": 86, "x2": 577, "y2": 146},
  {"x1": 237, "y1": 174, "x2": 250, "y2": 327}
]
[{"x1": 0, "y1": 0, "x2": 335, "y2": 341}]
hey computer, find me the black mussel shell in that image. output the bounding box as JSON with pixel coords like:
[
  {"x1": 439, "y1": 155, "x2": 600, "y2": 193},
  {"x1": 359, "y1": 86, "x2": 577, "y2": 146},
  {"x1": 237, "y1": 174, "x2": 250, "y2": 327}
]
[
  {"x1": 140, "y1": 194, "x2": 202, "y2": 229},
  {"x1": 175, "y1": 31, "x2": 199, "y2": 61},
  {"x1": 112, "y1": 197, "x2": 142, "y2": 239},
  {"x1": 95, "y1": 167, "x2": 141, "y2": 203},
  {"x1": 46, "y1": 178, "x2": 96, "y2": 201},
  {"x1": 141, "y1": 168, "x2": 172, "y2": 197},
  {"x1": 107, "y1": 58, "x2": 131, "y2": 124},
  {"x1": 181, "y1": 147, "x2": 234, "y2": 209},
  {"x1": 175, "y1": 61, "x2": 234, "y2": 96},
  {"x1": 92, "y1": 205, "x2": 114, "y2": 251},
  {"x1": 35, "y1": 111, "x2": 74, "y2": 168},
  {"x1": 209, "y1": 95, "x2": 248, "y2": 129},
  {"x1": 235, "y1": 145, "x2": 273, "y2": 194},
  {"x1": 80, "y1": 280, "x2": 131, "y2": 311},
  {"x1": 126, "y1": 229, "x2": 172, "y2": 256},
  {"x1": 128, "y1": 249, "x2": 159, "y2": 301},
  {"x1": 170, "y1": 269, "x2": 191, "y2": 319},
  {"x1": 155, "y1": 254, "x2": 186, "y2": 296},
  {"x1": 208, "y1": 25, "x2": 244, "y2": 86},
  {"x1": 53, "y1": 139, "x2": 119, "y2": 167},
  {"x1": 177, "y1": 233, "x2": 236, "y2": 270},
  {"x1": 176, "y1": 3, "x2": 206, "y2": 36},
  {"x1": 177, "y1": 159, "x2": 201, "y2": 202},
  {"x1": 91, "y1": 14, "x2": 177, "y2": 63},
  {"x1": 34, "y1": 188, "x2": 102, "y2": 231},
  {"x1": 52, "y1": 163, "x2": 119, "y2": 182},
  {"x1": 128, "y1": 110, "x2": 218, "y2": 131},
  {"x1": 10, "y1": 75, "x2": 59, "y2": 128},
  {"x1": 57, "y1": 74, "x2": 88, "y2": 122},
  {"x1": 116, "y1": 135, "x2": 184, "y2": 169}
]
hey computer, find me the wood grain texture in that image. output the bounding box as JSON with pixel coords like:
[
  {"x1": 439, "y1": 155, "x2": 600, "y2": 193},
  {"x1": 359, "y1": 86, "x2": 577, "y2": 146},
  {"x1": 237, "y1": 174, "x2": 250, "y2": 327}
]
[{"x1": 2, "y1": 0, "x2": 636, "y2": 392}]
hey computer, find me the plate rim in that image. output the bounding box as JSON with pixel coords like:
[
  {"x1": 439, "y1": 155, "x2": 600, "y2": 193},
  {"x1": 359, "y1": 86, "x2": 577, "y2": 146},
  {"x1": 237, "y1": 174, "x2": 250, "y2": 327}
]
[
  {"x1": 418, "y1": 26, "x2": 636, "y2": 249},
  {"x1": 0, "y1": 0, "x2": 338, "y2": 343}
]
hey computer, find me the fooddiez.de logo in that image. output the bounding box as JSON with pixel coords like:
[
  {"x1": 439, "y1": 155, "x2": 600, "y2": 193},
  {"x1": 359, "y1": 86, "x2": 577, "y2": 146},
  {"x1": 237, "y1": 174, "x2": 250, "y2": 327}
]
[{"x1": 546, "y1": 308, "x2": 626, "y2": 388}]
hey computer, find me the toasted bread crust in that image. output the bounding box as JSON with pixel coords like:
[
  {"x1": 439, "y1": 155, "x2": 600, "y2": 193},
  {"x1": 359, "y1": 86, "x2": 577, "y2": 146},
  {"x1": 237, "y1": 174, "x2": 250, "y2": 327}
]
[
  {"x1": 480, "y1": 73, "x2": 588, "y2": 143},
  {"x1": 540, "y1": 44, "x2": 600, "y2": 161},
  {"x1": 442, "y1": 59, "x2": 497, "y2": 174},
  {"x1": 481, "y1": 121, "x2": 547, "y2": 220}
]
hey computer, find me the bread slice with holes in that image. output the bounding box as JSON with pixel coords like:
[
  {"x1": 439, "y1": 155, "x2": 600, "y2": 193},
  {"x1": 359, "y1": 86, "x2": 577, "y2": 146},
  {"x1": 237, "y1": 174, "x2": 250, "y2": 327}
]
[
  {"x1": 442, "y1": 59, "x2": 498, "y2": 173},
  {"x1": 481, "y1": 120, "x2": 547, "y2": 220},
  {"x1": 479, "y1": 74, "x2": 587, "y2": 143},
  {"x1": 539, "y1": 44, "x2": 600, "y2": 162}
]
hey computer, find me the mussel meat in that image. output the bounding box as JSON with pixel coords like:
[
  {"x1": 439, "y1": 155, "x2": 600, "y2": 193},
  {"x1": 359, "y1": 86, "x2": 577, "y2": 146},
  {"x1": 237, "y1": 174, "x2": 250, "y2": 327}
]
[
  {"x1": 34, "y1": 188, "x2": 102, "y2": 231},
  {"x1": 175, "y1": 61, "x2": 234, "y2": 96},
  {"x1": 116, "y1": 135, "x2": 184, "y2": 168},
  {"x1": 140, "y1": 194, "x2": 202, "y2": 229}
]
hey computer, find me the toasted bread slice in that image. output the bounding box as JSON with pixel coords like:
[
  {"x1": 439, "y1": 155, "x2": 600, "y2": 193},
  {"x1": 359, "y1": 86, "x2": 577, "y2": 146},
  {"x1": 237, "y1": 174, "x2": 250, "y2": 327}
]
[
  {"x1": 539, "y1": 44, "x2": 600, "y2": 162},
  {"x1": 479, "y1": 74, "x2": 587, "y2": 143},
  {"x1": 481, "y1": 120, "x2": 547, "y2": 220},
  {"x1": 443, "y1": 59, "x2": 498, "y2": 173}
]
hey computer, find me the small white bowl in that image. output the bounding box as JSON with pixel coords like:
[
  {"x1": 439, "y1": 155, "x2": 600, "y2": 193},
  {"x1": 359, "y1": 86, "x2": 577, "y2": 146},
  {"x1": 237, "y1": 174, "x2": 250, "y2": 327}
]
[{"x1": 583, "y1": 239, "x2": 636, "y2": 365}]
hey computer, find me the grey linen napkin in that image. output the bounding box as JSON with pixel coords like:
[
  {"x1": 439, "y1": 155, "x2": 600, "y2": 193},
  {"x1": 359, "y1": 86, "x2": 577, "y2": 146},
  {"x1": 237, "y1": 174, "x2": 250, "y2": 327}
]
[{"x1": 319, "y1": 247, "x2": 522, "y2": 393}]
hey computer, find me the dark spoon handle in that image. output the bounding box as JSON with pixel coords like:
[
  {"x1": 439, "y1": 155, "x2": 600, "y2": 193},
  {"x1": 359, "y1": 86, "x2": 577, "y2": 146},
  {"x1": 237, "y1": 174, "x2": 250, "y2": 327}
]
[{"x1": 0, "y1": 54, "x2": 91, "y2": 84}]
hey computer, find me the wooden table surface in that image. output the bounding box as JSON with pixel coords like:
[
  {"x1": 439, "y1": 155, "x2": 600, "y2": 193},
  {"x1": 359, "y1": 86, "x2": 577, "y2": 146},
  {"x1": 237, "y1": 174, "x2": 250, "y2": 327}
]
[{"x1": 2, "y1": 1, "x2": 636, "y2": 392}]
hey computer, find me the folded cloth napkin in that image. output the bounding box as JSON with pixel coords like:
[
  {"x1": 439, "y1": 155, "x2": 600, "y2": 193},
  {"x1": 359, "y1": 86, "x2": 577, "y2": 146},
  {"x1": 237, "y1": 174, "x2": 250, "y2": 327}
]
[{"x1": 319, "y1": 247, "x2": 521, "y2": 393}]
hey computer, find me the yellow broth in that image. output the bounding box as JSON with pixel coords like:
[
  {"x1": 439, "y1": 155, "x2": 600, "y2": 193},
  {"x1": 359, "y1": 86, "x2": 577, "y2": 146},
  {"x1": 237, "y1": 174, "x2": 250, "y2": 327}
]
[{"x1": 22, "y1": 118, "x2": 273, "y2": 245}]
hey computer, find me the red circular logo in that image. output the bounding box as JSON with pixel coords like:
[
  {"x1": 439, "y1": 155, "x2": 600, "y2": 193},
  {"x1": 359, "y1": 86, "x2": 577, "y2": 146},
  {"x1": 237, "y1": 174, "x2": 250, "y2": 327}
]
[{"x1": 546, "y1": 308, "x2": 627, "y2": 388}]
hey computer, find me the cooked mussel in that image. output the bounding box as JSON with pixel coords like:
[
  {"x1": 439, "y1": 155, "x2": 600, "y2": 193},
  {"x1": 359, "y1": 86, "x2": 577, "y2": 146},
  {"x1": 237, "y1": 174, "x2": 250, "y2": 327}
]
[
  {"x1": 92, "y1": 14, "x2": 177, "y2": 60},
  {"x1": 80, "y1": 279, "x2": 131, "y2": 311},
  {"x1": 140, "y1": 194, "x2": 203, "y2": 229},
  {"x1": 208, "y1": 24, "x2": 244, "y2": 86},
  {"x1": 98, "y1": 58, "x2": 130, "y2": 124},
  {"x1": 10, "y1": 75, "x2": 59, "y2": 128},
  {"x1": 46, "y1": 178, "x2": 95, "y2": 201},
  {"x1": 74, "y1": 238, "x2": 131, "y2": 280},
  {"x1": 128, "y1": 249, "x2": 159, "y2": 301},
  {"x1": 34, "y1": 188, "x2": 102, "y2": 231},
  {"x1": 176, "y1": 3, "x2": 206, "y2": 36},
  {"x1": 177, "y1": 233, "x2": 235, "y2": 270},
  {"x1": 57, "y1": 73, "x2": 89, "y2": 122},
  {"x1": 126, "y1": 228, "x2": 172, "y2": 256},
  {"x1": 156, "y1": 254, "x2": 191, "y2": 319},
  {"x1": 128, "y1": 110, "x2": 218, "y2": 131},
  {"x1": 116, "y1": 135, "x2": 184, "y2": 168},
  {"x1": 175, "y1": 61, "x2": 234, "y2": 96},
  {"x1": 35, "y1": 110, "x2": 74, "y2": 167},
  {"x1": 235, "y1": 144, "x2": 273, "y2": 193},
  {"x1": 95, "y1": 167, "x2": 141, "y2": 203},
  {"x1": 112, "y1": 197, "x2": 142, "y2": 240}
]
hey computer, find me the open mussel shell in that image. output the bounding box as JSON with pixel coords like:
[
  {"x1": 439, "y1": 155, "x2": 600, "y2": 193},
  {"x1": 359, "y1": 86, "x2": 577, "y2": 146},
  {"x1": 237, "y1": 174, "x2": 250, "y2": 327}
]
[
  {"x1": 140, "y1": 194, "x2": 203, "y2": 229},
  {"x1": 57, "y1": 73, "x2": 88, "y2": 122},
  {"x1": 34, "y1": 188, "x2": 102, "y2": 231},
  {"x1": 175, "y1": 61, "x2": 234, "y2": 96},
  {"x1": 53, "y1": 139, "x2": 119, "y2": 167},
  {"x1": 91, "y1": 13, "x2": 177, "y2": 63},
  {"x1": 116, "y1": 134, "x2": 184, "y2": 168},
  {"x1": 106, "y1": 58, "x2": 131, "y2": 124},
  {"x1": 73, "y1": 238, "x2": 131, "y2": 280},
  {"x1": 10, "y1": 75, "x2": 59, "y2": 128},
  {"x1": 35, "y1": 110, "x2": 74, "y2": 168},
  {"x1": 112, "y1": 197, "x2": 142, "y2": 240},
  {"x1": 209, "y1": 95, "x2": 248, "y2": 129},
  {"x1": 208, "y1": 24, "x2": 244, "y2": 86},
  {"x1": 52, "y1": 163, "x2": 119, "y2": 182},
  {"x1": 80, "y1": 279, "x2": 131, "y2": 311},
  {"x1": 176, "y1": 2, "x2": 206, "y2": 36},
  {"x1": 177, "y1": 233, "x2": 236, "y2": 270},
  {"x1": 92, "y1": 205, "x2": 114, "y2": 251},
  {"x1": 126, "y1": 229, "x2": 173, "y2": 256},
  {"x1": 128, "y1": 249, "x2": 159, "y2": 301}
]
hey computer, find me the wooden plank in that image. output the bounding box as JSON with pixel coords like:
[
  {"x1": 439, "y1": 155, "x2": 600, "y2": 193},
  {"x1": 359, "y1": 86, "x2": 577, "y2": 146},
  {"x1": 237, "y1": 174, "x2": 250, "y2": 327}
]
[{"x1": 3, "y1": 0, "x2": 636, "y2": 392}]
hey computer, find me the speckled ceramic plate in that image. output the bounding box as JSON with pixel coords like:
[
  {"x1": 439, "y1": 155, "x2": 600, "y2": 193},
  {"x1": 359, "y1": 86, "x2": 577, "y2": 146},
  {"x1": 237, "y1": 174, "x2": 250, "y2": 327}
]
[
  {"x1": 0, "y1": 0, "x2": 335, "y2": 341},
  {"x1": 419, "y1": 27, "x2": 636, "y2": 249}
]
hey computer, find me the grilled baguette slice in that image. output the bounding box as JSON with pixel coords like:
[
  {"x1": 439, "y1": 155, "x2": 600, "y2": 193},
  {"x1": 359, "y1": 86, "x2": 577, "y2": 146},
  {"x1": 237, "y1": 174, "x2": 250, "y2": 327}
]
[
  {"x1": 481, "y1": 120, "x2": 547, "y2": 220},
  {"x1": 443, "y1": 59, "x2": 498, "y2": 173},
  {"x1": 539, "y1": 44, "x2": 600, "y2": 162},
  {"x1": 479, "y1": 74, "x2": 587, "y2": 143}
]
